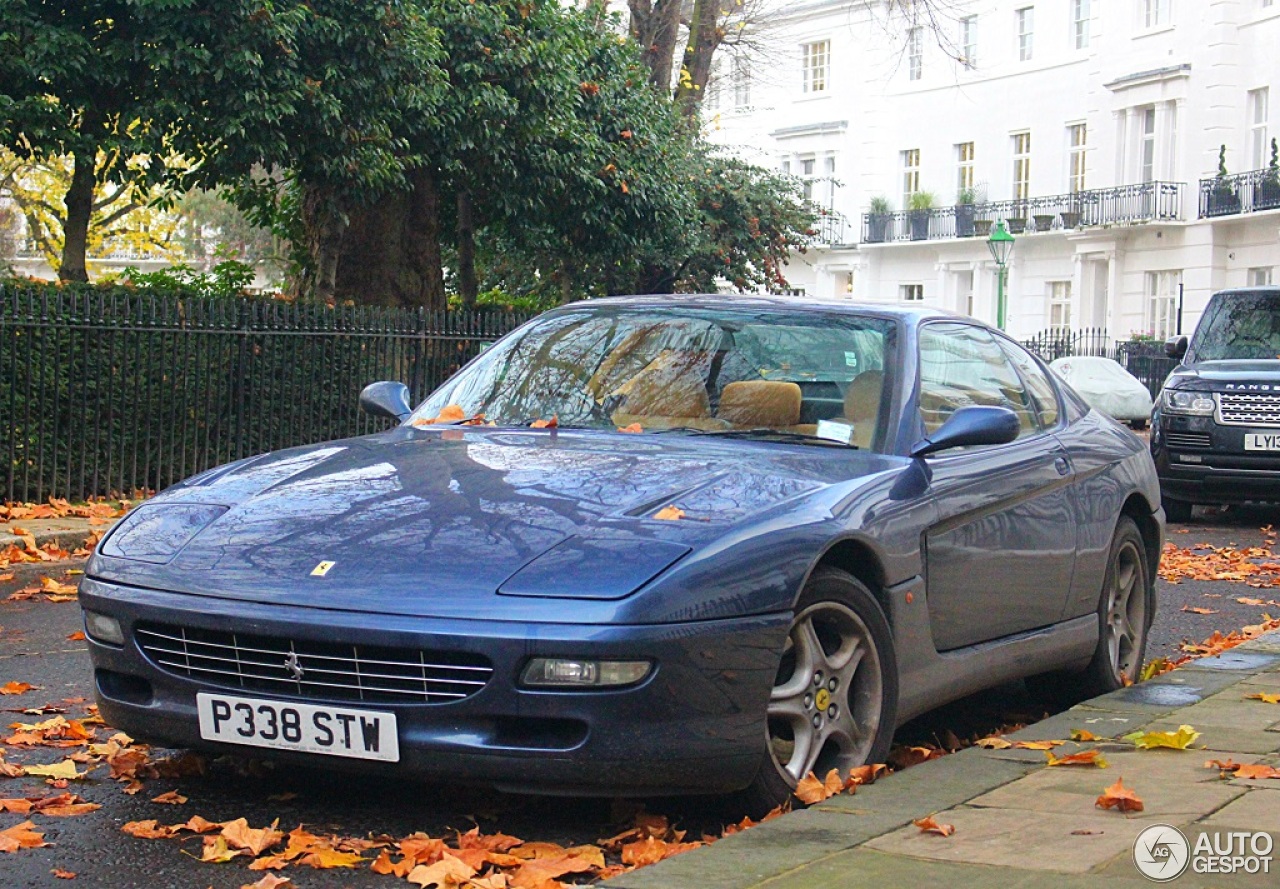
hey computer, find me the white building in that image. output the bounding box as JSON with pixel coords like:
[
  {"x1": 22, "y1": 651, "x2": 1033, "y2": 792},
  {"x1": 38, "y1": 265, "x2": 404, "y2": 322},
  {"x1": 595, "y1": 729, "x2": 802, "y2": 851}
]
[{"x1": 706, "y1": 0, "x2": 1280, "y2": 342}]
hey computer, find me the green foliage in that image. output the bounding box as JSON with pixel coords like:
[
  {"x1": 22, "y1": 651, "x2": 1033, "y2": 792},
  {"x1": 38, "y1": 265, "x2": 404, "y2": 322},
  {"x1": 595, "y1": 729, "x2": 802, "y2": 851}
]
[
  {"x1": 908, "y1": 191, "x2": 936, "y2": 212},
  {"x1": 956, "y1": 186, "x2": 977, "y2": 205},
  {"x1": 110, "y1": 259, "x2": 258, "y2": 298},
  {"x1": 868, "y1": 195, "x2": 893, "y2": 214}
]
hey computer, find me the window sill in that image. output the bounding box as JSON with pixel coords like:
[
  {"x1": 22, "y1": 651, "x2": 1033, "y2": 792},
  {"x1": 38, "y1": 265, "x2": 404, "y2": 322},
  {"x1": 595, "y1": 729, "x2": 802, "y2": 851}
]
[
  {"x1": 795, "y1": 92, "x2": 833, "y2": 104},
  {"x1": 1132, "y1": 24, "x2": 1175, "y2": 39}
]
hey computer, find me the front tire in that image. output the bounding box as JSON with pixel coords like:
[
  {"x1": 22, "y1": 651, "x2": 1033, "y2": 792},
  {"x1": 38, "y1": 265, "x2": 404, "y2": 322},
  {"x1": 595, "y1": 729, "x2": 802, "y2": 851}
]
[{"x1": 736, "y1": 567, "x2": 898, "y2": 813}]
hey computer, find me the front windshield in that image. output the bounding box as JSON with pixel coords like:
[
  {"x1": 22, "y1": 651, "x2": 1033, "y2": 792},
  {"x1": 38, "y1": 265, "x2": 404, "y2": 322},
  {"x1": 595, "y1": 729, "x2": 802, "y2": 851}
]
[
  {"x1": 1192, "y1": 291, "x2": 1280, "y2": 361},
  {"x1": 410, "y1": 305, "x2": 897, "y2": 451}
]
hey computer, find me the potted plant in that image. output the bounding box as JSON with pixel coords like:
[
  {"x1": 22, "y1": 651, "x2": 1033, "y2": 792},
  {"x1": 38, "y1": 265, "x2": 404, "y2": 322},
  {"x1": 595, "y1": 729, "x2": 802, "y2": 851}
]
[
  {"x1": 1004, "y1": 214, "x2": 1027, "y2": 234},
  {"x1": 1059, "y1": 197, "x2": 1082, "y2": 229},
  {"x1": 908, "y1": 190, "x2": 935, "y2": 240},
  {"x1": 1255, "y1": 138, "x2": 1280, "y2": 210},
  {"x1": 954, "y1": 187, "x2": 977, "y2": 237},
  {"x1": 1032, "y1": 212, "x2": 1057, "y2": 232},
  {"x1": 1207, "y1": 144, "x2": 1241, "y2": 217},
  {"x1": 973, "y1": 217, "x2": 994, "y2": 237},
  {"x1": 866, "y1": 195, "x2": 893, "y2": 242}
]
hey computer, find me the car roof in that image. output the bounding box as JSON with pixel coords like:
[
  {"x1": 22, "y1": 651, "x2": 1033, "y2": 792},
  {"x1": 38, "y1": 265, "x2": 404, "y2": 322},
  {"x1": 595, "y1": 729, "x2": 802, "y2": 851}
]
[{"x1": 553, "y1": 294, "x2": 969, "y2": 326}]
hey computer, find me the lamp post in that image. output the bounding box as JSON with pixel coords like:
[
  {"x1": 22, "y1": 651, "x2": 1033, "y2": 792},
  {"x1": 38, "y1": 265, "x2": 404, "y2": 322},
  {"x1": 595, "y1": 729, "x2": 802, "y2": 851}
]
[{"x1": 987, "y1": 220, "x2": 1016, "y2": 331}]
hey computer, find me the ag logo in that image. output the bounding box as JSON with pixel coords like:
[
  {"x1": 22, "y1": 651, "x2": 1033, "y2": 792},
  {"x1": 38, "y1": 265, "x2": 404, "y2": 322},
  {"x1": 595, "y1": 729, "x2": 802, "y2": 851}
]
[{"x1": 1133, "y1": 824, "x2": 1190, "y2": 881}]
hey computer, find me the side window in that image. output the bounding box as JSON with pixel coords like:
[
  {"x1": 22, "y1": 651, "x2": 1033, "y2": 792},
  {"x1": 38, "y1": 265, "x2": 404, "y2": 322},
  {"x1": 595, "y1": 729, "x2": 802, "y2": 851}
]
[
  {"x1": 997, "y1": 338, "x2": 1061, "y2": 428},
  {"x1": 917, "y1": 323, "x2": 1039, "y2": 438}
]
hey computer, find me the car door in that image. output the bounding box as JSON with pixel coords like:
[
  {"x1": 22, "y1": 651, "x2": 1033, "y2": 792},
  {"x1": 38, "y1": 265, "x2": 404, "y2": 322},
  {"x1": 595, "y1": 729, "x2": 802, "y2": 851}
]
[{"x1": 916, "y1": 322, "x2": 1077, "y2": 651}]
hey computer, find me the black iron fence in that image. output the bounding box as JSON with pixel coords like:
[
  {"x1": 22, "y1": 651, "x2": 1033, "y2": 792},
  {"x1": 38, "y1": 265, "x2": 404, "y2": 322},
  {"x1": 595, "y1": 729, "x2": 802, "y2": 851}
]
[
  {"x1": 1, "y1": 284, "x2": 533, "y2": 502},
  {"x1": 1198, "y1": 167, "x2": 1280, "y2": 217},
  {"x1": 1020, "y1": 327, "x2": 1176, "y2": 399},
  {"x1": 863, "y1": 181, "x2": 1186, "y2": 244}
]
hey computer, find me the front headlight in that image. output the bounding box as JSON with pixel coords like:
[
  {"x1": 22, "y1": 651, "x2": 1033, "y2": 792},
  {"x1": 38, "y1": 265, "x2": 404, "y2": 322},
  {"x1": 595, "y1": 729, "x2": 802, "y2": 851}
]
[
  {"x1": 1161, "y1": 389, "x2": 1215, "y2": 416},
  {"x1": 98, "y1": 503, "x2": 227, "y2": 564}
]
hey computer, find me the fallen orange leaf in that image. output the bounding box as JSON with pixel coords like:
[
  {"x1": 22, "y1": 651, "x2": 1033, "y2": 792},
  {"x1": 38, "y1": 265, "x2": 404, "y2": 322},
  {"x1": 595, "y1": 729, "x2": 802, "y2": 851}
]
[
  {"x1": 0, "y1": 681, "x2": 34, "y2": 695},
  {"x1": 1231, "y1": 763, "x2": 1280, "y2": 780},
  {"x1": 150, "y1": 790, "x2": 187, "y2": 805},
  {"x1": 652, "y1": 505, "x2": 685, "y2": 521},
  {"x1": 1245, "y1": 692, "x2": 1280, "y2": 704},
  {"x1": 619, "y1": 836, "x2": 701, "y2": 867},
  {"x1": 0, "y1": 821, "x2": 48, "y2": 853},
  {"x1": 913, "y1": 816, "x2": 956, "y2": 837},
  {"x1": 240, "y1": 875, "x2": 294, "y2": 889},
  {"x1": 794, "y1": 768, "x2": 845, "y2": 804},
  {"x1": 1095, "y1": 777, "x2": 1144, "y2": 812},
  {"x1": 52, "y1": 868, "x2": 76, "y2": 879},
  {"x1": 406, "y1": 853, "x2": 476, "y2": 888},
  {"x1": 1046, "y1": 748, "x2": 1108, "y2": 767},
  {"x1": 220, "y1": 817, "x2": 283, "y2": 857},
  {"x1": 66, "y1": 632, "x2": 85, "y2": 642}
]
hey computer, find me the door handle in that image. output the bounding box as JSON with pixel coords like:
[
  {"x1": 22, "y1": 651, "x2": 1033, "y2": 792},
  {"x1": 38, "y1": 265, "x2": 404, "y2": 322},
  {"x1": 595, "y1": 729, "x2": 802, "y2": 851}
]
[{"x1": 1054, "y1": 456, "x2": 1071, "y2": 476}]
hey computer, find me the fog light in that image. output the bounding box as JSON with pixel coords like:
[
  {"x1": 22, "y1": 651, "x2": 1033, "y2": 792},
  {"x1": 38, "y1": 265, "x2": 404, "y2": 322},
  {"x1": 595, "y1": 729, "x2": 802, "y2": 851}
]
[
  {"x1": 520, "y1": 658, "x2": 651, "y2": 688},
  {"x1": 83, "y1": 610, "x2": 124, "y2": 646}
]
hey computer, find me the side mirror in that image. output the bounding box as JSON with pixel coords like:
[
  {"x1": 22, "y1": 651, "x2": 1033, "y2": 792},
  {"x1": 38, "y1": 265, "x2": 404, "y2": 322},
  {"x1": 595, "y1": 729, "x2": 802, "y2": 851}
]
[
  {"x1": 1164, "y1": 335, "x2": 1188, "y2": 360},
  {"x1": 360, "y1": 381, "x2": 412, "y2": 422},
  {"x1": 910, "y1": 405, "x2": 1020, "y2": 458}
]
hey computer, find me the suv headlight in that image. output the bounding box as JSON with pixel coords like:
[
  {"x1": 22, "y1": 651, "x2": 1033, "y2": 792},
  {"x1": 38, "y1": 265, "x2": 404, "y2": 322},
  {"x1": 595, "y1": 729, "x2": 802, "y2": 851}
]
[{"x1": 1161, "y1": 389, "x2": 1215, "y2": 416}]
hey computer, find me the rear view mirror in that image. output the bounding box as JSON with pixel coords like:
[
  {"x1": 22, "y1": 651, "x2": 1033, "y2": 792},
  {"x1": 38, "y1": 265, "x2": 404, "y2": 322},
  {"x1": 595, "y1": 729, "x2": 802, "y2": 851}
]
[
  {"x1": 1164, "y1": 336, "x2": 1188, "y2": 360},
  {"x1": 910, "y1": 406, "x2": 1020, "y2": 458},
  {"x1": 360, "y1": 381, "x2": 412, "y2": 422}
]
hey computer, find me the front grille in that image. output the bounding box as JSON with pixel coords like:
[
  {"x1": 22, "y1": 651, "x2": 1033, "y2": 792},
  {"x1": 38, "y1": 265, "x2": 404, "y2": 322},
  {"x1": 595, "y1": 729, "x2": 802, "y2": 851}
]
[
  {"x1": 1217, "y1": 392, "x2": 1280, "y2": 427},
  {"x1": 1164, "y1": 431, "x2": 1213, "y2": 449},
  {"x1": 136, "y1": 623, "x2": 492, "y2": 705}
]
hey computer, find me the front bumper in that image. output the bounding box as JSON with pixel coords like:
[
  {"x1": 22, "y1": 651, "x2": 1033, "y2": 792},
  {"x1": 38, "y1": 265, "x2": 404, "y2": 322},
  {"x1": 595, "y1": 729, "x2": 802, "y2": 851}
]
[
  {"x1": 79, "y1": 577, "x2": 788, "y2": 796},
  {"x1": 1153, "y1": 412, "x2": 1280, "y2": 504}
]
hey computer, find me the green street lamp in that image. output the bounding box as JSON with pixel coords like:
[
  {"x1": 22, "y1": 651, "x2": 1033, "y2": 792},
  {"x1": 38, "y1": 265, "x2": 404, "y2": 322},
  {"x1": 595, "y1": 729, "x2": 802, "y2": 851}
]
[{"x1": 987, "y1": 220, "x2": 1016, "y2": 331}]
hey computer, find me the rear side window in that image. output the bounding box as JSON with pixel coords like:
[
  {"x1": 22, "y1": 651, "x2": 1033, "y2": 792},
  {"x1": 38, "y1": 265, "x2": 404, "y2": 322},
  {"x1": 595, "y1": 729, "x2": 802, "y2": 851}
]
[
  {"x1": 998, "y1": 338, "x2": 1061, "y2": 428},
  {"x1": 918, "y1": 323, "x2": 1039, "y2": 438}
]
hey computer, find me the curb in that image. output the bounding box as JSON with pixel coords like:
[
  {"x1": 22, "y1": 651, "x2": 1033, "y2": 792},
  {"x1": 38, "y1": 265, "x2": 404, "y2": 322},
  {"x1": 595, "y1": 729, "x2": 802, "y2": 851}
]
[{"x1": 0, "y1": 520, "x2": 116, "y2": 557}]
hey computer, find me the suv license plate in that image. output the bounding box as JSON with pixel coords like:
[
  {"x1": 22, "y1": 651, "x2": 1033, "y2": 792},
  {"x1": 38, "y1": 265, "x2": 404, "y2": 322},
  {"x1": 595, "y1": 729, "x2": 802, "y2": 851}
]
[
  {"x1": 1245, "y1": 433, "x2": 1280, "y2": 451},
  {"x1": 196, "y1": 693, "x2": 399, "y2": 762}
]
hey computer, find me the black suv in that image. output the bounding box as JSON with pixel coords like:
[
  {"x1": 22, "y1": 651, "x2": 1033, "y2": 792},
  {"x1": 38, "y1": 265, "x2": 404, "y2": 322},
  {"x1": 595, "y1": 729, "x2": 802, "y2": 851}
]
[{"x1": 1152, "y1": 286, "x2": 1280, "y2": 521}]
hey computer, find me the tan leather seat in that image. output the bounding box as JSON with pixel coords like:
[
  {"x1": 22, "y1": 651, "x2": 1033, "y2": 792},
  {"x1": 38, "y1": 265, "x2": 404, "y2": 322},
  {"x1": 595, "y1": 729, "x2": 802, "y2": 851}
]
[
  {"x1": 717, "y1": 381, "x2": 803, "y2": 428},
  {"x1": 608, "y1": 350, "x2": 711, "y2": 419},
  {"x1": 843, "y1": 370, "x2": 884, "y2": 448}
]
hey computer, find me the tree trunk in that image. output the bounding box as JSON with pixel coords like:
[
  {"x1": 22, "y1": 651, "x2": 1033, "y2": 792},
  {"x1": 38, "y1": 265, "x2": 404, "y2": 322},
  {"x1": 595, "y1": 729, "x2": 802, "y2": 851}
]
[
  {"x1": 299, "y1": 185, "x2": 347, "y2": 305},
  {"x1": 406, "y1": 168, "x2": 447, "y2": 311},
  {"x1": 674, "y1": 0, "x2": 721, "y2": 117},
  {"x1": 455, "y1": 189, "x2": 478, "y2": 310},
  {"x1": 628, "y1": 0, "x2": 682, "y2": 93},
  {"x1": 58, "y1": 151, "x2": 96, "y2": 283}
]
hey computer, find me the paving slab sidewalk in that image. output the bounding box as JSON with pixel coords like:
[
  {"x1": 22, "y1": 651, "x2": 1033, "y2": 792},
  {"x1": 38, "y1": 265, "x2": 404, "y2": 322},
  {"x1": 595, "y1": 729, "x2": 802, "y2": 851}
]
[{"x1": 605, "y1": 631, "x2": 1280, "y2": 889}]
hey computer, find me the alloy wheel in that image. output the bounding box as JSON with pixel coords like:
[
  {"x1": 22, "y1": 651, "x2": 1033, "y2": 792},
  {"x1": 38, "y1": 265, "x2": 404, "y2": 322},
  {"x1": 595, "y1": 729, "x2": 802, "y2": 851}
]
[
  {"x1": 767, "y1": 600, "x2": 883, "y2": 784},
  {"x1": 1105, "y1": 539, "x2": 1146, "y2": 682}
]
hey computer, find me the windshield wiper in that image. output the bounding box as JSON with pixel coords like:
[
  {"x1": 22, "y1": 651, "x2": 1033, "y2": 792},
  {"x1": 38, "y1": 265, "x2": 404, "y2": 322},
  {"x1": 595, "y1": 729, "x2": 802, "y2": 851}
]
[{"x1": 654, "y1": 427, "x2": 858, "y2": 448}]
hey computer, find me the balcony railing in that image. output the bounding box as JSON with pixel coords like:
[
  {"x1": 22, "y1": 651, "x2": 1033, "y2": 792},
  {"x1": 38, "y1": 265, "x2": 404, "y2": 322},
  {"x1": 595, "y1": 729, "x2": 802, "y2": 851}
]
[
  {"x1": 861, "y1": 181, "x2": 1185, "y2": 244},
  {"x1": 812, "y1": 210, "x2": 852, "y2": 247},
  {"x1": 1198, "y1": 167, "x2": 1280, "y2": 218}
]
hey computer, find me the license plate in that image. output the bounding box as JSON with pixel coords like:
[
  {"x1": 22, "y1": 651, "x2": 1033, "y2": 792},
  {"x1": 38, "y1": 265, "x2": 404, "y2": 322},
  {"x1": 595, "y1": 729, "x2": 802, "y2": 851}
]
[
  {"x1": 196, "y1": 693, "x2": 399, "y2": 762},
  {"x1": 1245, "y1": 432, "x2": 1280, "y2": 451}
]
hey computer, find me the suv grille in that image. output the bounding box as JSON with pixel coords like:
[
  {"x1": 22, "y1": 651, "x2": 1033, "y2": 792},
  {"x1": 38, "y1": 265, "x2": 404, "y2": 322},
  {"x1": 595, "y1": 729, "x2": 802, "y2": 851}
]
[
  {"x1": 1164, "y1": 431, "x2": 1213, "y2": 449},
  {"x1": 1216, "y1": 393, "x2": 1280, "y2": 427},
  {"x1": 135, "y1": 623, "x2": 492, "y2": 705}
]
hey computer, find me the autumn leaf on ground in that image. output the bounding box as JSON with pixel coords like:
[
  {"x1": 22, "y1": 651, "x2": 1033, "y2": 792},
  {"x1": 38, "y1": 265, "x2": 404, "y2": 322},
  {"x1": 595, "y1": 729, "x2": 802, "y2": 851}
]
[
  {"x1": 1180, "y1": 605, "x2": 1218, "y2": 615},
  {"x1": 22, "y1": 760, "x2": 84, "y2": 780},
  {"x1": 889, "y1": 743, "x2": 945, "y2": 768},
  {"x1": 150, "y1": 791, "x2": 187, "y2": 805},
  {"x1": 240, "y1": 876, "x2": 294, "y2": 889},
  {"x1": 1123, "y1": 725, "x2": 1200, "y2": 750},
  {"x1": 652, "y1": 505, "x2": 685, "y2": 521},
  {"x1": 40, "y1": 576, "x2": 78, "y2": 595},
  {"x1": 66, "y1": 632, "x2": 85, "y2": 642},
  {"x1": 296, "y1": 847, "x2": 366, "y2": 869},
  {"x1": 406, "y1": 853, "x2": 476, "y2": 888},
  {"x1": 0, "y1": 821, "x2": 48, "y2": 852},
  {"x1": 1012, "y1": 740, "x2": 1065, "y2": 750},
  {"x1": 1095, "y1": 778, "x2": 1144, "y2": 812},
  {"x1": 794, "y1": 769, "x2": 844, "y2": 804},
  {"x1": 51, "y1": 868, "x2": 76, "y2": 879},
  {"x1": 200, "y1": 835, "x2": 245, "y2": 863},
  {"x1": 619, "y1": 836, "x2": 702, "y2": 867},
  {"x1": 220, "y1": 818, "x2": 284, "y2": 857},
  {"x1": 1046, "y1": 749, "x2": 1108, "y2": 768},
  {"x1": 847, "y1": 763, "x2": 887, "y2": 786},
  {"x1": 35, "y1": 793, "x2": 100, "y2": 816},
  {"x1": 1237, "y1": 597, "x2": 1266, "y2": 606},
  {"x1": 1245, "y1": 692, "x2": 1280, "y2": 704},
  {"x1": 509, "y1": 853, "x2": 597, "y2": 888},
  {"x1": 1070, "y1": 729, "x2": 1101, "y2": 742},
  {"x1": 1, "y1": 681, "x2": 35, "y2": 695},
  {"x1": 1205, "y1": 758, "x2": 1243, "y2": 775},
  {"x1": 122, "y1": 820, "x2": 175, "y2": 839},
  {"x1": 913, "y1": 816, "x2": 955, "y2": 837},
  {"x1": 1231, "y1": 763, "x2": 1280, "y2": 780},
  {"x1": 975, "y1": 736, "x2": 1013, "y2": 749}
]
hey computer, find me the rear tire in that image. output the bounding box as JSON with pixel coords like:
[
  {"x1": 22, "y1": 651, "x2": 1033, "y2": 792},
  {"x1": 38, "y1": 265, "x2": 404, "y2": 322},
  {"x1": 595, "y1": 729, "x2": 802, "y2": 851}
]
[
  {"x1": 1163, "y1": 496, "x2": 1193, "y2": 523},
  {"x1": 1028, "y1": 516, "x2": 1151, "y2": 706},
  {"x1": 733, "y1": 567, "x2": 898, "y2": 815}
]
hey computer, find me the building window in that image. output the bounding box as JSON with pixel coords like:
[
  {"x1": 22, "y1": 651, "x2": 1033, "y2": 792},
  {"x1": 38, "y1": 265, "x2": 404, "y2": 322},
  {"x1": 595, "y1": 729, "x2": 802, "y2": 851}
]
[
  {"x1": 1012, "y1": 132, "x2": 1031, "y2": 201},
  {"x1": 1146, "y1": 271, "x2": 1181, "y2": 339},
  {"x1": 1250, "y1": 88, "x2": 1269, "y2": 170},
  {"x1": 907, "y1": 27, "x2": 923, "y2": 81},
  {"x1": 1249, "y1": 267, "x2": 1274, "y2": 286},
  {"x1": 1072, "y1": 0, "x2": 1090, "y2": 48},
  {"x1": 1016, "y1": 7, "x2": 1034, "y2": 61},
  {"x1": 901, "y1": 148, "x2": 921, "y2": 208},
  {"x1": 956, "y1": 142, "x2": 975, "y2": 194},
  {"x1": 799, "y1": 157, "x2": 818, "y2": 202},
  {"x1": 900, "y1": 284, "x2": 925, "y2": 302},
  {"x1": 823, "y1": 155, "x2": 838, "y2": 207},
  {"x1": 1068, "y1": 123, "x2": 1087, "y2": 192},
  {"x1": 1144, "y1": 0, "x2": 1169, "y2": 28},
  {"x1": 1140, "y1": 107, "x2": 1156, "y2": 183},
  {"x1": 802, "y1": 40, "x2": 830, "y2": 94},
  {"x1": 960, "y1": 15, "x2": 977, "y2": 68},
  {"x1": 732, "y1": 56, "x2": 751, "y2": 109},
  {"x1": 1048, "y1": 281, "x2": 1072, "y2": 332}
]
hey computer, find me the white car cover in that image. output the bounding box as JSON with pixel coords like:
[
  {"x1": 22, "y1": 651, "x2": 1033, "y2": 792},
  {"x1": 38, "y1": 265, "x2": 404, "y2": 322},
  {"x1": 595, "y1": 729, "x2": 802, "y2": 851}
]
[{"x1": 1049, "y1": 355, "x2": 1154, "y2": 423}]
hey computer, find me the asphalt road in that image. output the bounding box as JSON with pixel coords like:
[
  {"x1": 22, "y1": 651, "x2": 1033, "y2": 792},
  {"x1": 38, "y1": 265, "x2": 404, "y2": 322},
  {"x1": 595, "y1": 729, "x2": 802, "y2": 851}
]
[{"x1": 2, "y1": 506, "x2": 1279, "y2": 888}]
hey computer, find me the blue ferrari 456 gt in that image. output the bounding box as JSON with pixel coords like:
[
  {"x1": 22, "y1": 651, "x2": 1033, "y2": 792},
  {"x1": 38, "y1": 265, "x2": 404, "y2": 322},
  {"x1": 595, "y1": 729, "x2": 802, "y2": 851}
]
[{"x1": 80, "y1": 296, "x2": 1162, "y2": 809}]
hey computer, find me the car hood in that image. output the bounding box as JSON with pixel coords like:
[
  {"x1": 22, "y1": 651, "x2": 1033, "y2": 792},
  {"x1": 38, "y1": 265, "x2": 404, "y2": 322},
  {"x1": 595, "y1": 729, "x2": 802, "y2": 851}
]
[
  {"x1": 1169, "y1": 359, "x2": 1280, "y2": 390},
  {"x1": 89, "y1": 427, "x2": 897, "y2": 619}
]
